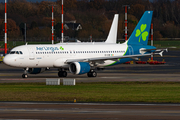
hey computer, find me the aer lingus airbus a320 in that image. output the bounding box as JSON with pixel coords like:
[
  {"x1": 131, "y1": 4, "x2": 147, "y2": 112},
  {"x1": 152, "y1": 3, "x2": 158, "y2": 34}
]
[{"x1": 3, "y1": 11, "x2": 167, "y2": 78}]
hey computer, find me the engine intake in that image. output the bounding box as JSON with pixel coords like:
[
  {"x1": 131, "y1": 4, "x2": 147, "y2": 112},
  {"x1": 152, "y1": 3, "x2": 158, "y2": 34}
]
[{"x1": 69, "y1": 62, "x2": 90, "y2": 75}]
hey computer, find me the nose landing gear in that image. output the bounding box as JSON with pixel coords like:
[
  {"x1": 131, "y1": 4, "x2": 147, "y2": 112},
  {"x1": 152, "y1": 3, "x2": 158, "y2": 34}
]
[
  {"x1": 22, "y1": 74, "x2": 28, "y2": 78},
  {"x1": 22, "y1": 68, "x2": 28, "y2": 78}
]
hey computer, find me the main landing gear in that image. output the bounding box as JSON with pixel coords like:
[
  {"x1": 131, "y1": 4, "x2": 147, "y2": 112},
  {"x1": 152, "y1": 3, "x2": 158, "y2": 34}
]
[
  {"x1": 58, "y1": 69, "x2": 67, "y2": 77},
  {"x1": 22, "y1": 68, "x2": 28, "y2": 78},
  {"x1": 87, "y1": 70, "x2": 97, "y2": 77}
]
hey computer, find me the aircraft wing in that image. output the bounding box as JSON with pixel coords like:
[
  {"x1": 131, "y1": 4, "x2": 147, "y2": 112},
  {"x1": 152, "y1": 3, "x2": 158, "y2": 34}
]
[{"x1": 65, "y1": 51, "x2": 163, "y2": 63}]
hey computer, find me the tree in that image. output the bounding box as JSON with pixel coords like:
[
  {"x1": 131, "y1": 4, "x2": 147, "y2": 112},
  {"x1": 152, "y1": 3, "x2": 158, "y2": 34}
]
[
  {"x1": 154, "y1": 31, "x2": 163, "y2": 40},
  {"x1": 129, "y1": 4, "x2": 145, "y2": 19},
  {"x1": 54, "y1": 22, "x2": 62, "y2": 38},
  {"x1": 57, "y1": 0, "x2": 77, "y2": 11},
  {"x1": 0, "y1": 19, "x2": 4, "y2": 39},
  {"x1": 88, "y1": 0, "x2": 106, "y2": 10},
  {"x1": 30, "y1": 21, "x2": 38, "y2": 29},
  {"x1": 77, "y1": 0, "x2": 89, "y2": 11},
  {"x1": 19, "y1": 22, "x2": 25, "y2": 36},
  {"x1": 7, "y1": 19, "x2": 20, "y2": 38},
  {"x1": 0, "y1": 0, "x2": 179, "y2": 40}
]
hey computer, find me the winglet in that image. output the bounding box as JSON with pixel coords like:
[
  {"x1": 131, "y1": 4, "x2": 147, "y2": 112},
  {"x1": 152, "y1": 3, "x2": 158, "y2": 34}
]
[
  {"x1": 166, "y1": 48, "x2": 168, "y2": 52},
  {"x1": 105, "y1": 14, "x2": 119, "y2": 43}
]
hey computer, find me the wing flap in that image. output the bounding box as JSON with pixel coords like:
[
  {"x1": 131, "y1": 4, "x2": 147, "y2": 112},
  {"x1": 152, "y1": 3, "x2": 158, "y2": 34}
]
[
  {"x1": 65, "y1": 50, "x2": 166, "y2": 64},
  {"x1": 65, "y1": 53, "x2": 156, "y2": 63}
]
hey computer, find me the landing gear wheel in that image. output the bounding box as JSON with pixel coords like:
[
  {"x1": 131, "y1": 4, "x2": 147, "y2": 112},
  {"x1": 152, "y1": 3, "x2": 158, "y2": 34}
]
[
  {"x1": 87, "y1": 72, "x2": 92, "y2": 77},
  {"x1": 58, "y1": 71, "x2": 62, "y2": 77},
  {"x1": 62, "y1": 71, "x2": 67, "y2": 77},
  {"x1": 22, "y1": 68, "x2": 28, "y2": 78},
  {"x1": 22, "y1": 74, "x2": 28, "y2": 78},
  {"x1": 91, "y1": 71, "x2": 97, "y2": 77},
  {"x1": 58, "y1": 71, "x2": 67, "y2": 77},
  {"x1": 87, "y1": 71, "x2": 97, "y2": 77}
]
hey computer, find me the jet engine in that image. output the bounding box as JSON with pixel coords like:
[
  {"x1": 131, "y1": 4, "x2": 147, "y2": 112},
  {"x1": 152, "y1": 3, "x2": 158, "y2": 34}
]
[
  {"x1": 27, "y1": 68, "x2": 49, "y2": 74},
  {"x1": 69, "y1": 62, "x2": 90, "y2": 75}
]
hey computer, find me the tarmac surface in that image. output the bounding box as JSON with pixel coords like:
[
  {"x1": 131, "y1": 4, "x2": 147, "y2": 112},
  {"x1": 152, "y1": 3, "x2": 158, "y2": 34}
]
[
  {"x1": 1, "y1": 102, "x2": 180, "y2": 120},
  {"x1": 0, "y1": 49, "x2": 179, "y2": 119}
]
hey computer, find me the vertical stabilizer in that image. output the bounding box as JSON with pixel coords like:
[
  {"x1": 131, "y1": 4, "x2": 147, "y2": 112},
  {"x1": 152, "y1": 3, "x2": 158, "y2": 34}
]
[
  {"x1": 105, "y1": 14, "x2": 119, "y2": 43},
  {"x1": 127, "y1": 11, "x2": 153, "y2": 45}
]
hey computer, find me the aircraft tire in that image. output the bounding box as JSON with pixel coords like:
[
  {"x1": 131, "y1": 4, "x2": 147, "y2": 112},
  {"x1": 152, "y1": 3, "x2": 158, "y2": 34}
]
[
  {"x1": 92, "y1": 71, "x2": 97, "y2": 77},
  {"x1": 22, "y1": 74, "x2": 28, "y2": 78},
  {"x1": 62, "y1": 71, "x2": 67, "y2": 77},
  {"x1": 87, "y1": 72, "x2": 92, "y2": 77},
  {"x1": 58, "y1": 71, "x2": 67, "y2": 77},
  {"x1": 87, "y1": 71, "x2": 97, "y2": 77},
  {"x1": 58, "y1": 71, "x2": 63, "y2": 77}
]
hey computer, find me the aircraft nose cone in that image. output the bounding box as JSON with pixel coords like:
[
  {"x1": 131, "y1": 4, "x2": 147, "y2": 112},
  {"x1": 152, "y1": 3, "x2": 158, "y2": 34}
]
[
  {"x1": 3, "y1": 55, "x2": 9, "y2": 65},
  {"x1": 3, "y1": 55, "x2": 13, "y2": 66}
]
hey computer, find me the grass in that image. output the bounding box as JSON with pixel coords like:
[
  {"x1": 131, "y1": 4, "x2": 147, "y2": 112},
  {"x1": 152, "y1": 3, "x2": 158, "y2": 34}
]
[
  {"x1": 148, "y1": 40, "x2": 180, "y2": 48},
  {"x1": 0, "y1": 82, "x2": 180, "y2": 103}
]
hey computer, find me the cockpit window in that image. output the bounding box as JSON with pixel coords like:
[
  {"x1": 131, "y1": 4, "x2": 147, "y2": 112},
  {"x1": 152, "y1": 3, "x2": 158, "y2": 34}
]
[
  {"x1": 10, "y1": 51, "x2": 23, "y2": 54},
  {"x1": 16, "y1": 51, "x2": 19, "y2": 54},
  {"x1": 19, "y1": 51, "x2": 23, "y2": 54},
  {"x1": 10, "y1": 51, "x2": 15, "y2": 54}
]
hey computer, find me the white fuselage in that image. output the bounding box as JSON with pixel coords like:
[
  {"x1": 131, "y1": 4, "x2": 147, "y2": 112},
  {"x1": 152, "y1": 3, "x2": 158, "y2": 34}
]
[{"x1": 4, "y1": 43, "x2": 128, "y2": 68}]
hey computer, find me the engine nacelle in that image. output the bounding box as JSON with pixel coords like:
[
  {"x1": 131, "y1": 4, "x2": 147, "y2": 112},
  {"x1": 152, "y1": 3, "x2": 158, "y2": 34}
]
[
  {"x1": 27, "y1": 68, "x2": 47, "y2": 74},
  {"x1": 69, "y1": 62, "x2": 90, "y2": 75}
]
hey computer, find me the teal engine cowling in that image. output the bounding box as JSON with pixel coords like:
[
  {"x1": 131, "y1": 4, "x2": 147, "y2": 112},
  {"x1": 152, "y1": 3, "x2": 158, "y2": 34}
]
[{"x1": 69, "y1": 62, "x2": 91, "y2": 75}]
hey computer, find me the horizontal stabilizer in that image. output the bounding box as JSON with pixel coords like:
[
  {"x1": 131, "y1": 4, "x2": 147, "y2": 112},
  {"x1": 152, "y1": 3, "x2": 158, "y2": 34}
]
[{"x1": 141, "y1": 48, "x2": 168, "y2": 53}]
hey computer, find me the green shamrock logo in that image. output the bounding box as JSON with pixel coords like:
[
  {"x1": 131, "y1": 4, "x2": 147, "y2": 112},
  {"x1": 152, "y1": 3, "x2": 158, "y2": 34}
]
[
  {"x1": 135, "y1": 24, "x2": 149, "y2": 42},
  {"x1": 60, "y1": 46, "x2": 64, "y2": 50}
]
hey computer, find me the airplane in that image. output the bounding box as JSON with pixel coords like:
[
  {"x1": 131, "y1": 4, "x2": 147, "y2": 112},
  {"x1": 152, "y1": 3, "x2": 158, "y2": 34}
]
[{"x1": 3, "y1": 11, "x2": 167, "y2": 78}]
